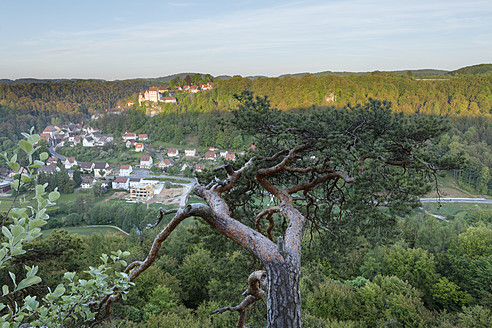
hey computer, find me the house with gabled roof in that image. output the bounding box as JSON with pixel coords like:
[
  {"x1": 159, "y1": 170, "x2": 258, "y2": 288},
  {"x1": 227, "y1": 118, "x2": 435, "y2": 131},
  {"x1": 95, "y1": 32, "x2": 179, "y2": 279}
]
[
  {"x1": 81, "y1": 178, "x2": 95, "y2": 189},
  {"x1": 129, "y1": 177, "x2": 142, "y2": 188},
  {"x1": 83, "y1": 136, "x2": 95, "y2": 147},
  {"x1": 125, "y1": 139, "x2": 136, "y2": 148},
  {"x1": 138, "y1": 134, "x2": 148, "y2": 141},
  {"x1": 43, "y1": 126, "x2": 58, "y2": 138},
  {"x1": 226, "y1": 153, "x2": 236, "y2": 161},
  {"x1": 121, "y1": 131, "x2": 136, "y2": 141},
  {"x1": 148, "y1": 87, "x2": 159, "y2": 102},
  {"x1": 38, "y1": 165, "x2": 60, "y2": 175},
  {"x1": 140, "y1": 155, "x2": 153, "y2": 169},
  {"x1": 135, "y1": 143, "x2": 144, "y2": 152},
  {"x1": 161, "y1": 97, "x2": 177, "y2": 104},
  {"x1": 158, "y1": 158, "x2": 174, "y2": 169},
  {"x1": 79, "y1": 162, "x2": 95, "y2": 173},
  {"x1": 195, "y1": 164, "x2": 205, "y2": 172},
  {"x1": 168, "y1": 148, "x2": 178, "y2": 157},
  {"x1": 64, "y1": 157, "x2": 78, "y2": 169},
  {"x1": 47, "y1": 157, "x2": 58, "y2": 166},
  {"x1": 184, "y1": 149, "x2": 196, "y2": 157},
  {"x1": 93, "y1": 162, "x2": 110, "y2": 177},
  {"x1": 205, "y1": 151, "x2": 217, "y2": 160},
  {"x1": 120, "y1": 165, "x2": 132, "y2": 176},
  {"x1": 112, "y1": 177, "x2": 130, "y2": 190}
]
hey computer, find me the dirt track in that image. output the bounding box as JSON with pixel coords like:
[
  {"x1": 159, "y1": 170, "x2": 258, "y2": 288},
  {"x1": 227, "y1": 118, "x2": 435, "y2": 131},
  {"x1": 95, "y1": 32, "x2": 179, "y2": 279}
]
[{"x1": 147, "y1": 187, "x2": 185, "y2": 206}]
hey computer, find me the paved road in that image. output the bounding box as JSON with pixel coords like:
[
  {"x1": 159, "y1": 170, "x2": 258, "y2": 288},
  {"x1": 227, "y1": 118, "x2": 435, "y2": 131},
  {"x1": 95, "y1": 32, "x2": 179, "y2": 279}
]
[
  {"x1": 48, "y1": 146, "x2": 66, "y2": 161},
  {"x1": 420, "y1": 198, "x2": 492, "y2": 204}
]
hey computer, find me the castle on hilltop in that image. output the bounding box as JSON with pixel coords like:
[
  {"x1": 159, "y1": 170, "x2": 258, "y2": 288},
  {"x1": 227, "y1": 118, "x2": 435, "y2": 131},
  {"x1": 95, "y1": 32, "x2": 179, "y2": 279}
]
[{"x1": 138, "y1": 83, "x2": 214, "y2": 105}]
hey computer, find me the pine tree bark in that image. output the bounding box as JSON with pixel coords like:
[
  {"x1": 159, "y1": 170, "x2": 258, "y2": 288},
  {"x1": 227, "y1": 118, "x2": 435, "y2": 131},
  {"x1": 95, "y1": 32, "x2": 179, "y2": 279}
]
[{"x1": 264, "y1": 260, "x2": 302, "y2": 328}]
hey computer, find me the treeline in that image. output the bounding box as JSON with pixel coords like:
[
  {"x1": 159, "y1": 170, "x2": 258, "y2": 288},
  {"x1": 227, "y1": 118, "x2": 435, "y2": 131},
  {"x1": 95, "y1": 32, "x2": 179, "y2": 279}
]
[
  {"x1": 95, "y1": 110, "x2": 248, "y2": 150},
  {"x1": 431, "y1": 116, "x2": 492, "y2": 195},
  {"x1": 207, "y1": 73, "x2": 492, "y2": 115},
  {"x1": 0, "y1": 79, "x2": 150, "y2": 114},
  {"x1": 1, "y1": 73, "x2": 490, "y2": 119}
]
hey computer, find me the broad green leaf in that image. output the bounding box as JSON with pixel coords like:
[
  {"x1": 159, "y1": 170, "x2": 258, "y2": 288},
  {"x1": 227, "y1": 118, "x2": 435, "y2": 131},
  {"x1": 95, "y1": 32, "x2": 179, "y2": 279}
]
[
  {"x1": 29, "y1": 219, "x2": 47, "y2": 230},
  {"x1": 9, "y1": 179, "x2": 19, "y2": 191},
  {"x1": 16, "y1": 276, "x2": 42, "y2": 291},
  {"x1": 19, "y1": 140, "x2": 33, "y2": 154},
  {"x1": 7, "y1": 162, "x2": 20, "y2": 172},
  {"x1": 20, "y1": 175, "x2": 31, "y2": 183},
  {"x1": 40, "y1": 152, "x2": 49, "y2": 161},
  {"x1": 48, "y1": 190, "x2": 60, "y2": 202},
  {"x1": 1, "y1": 227, "x2": 12, "y2": 241},
  {"x1": 2, "y1": 285, "x2": 8, "y2": 296},
  {"x1": 52, "y1": 284, "x2": 65, "y2": 298},
  {"x1": 35, "y1": 184, "x2": 45, "y2": 195}
]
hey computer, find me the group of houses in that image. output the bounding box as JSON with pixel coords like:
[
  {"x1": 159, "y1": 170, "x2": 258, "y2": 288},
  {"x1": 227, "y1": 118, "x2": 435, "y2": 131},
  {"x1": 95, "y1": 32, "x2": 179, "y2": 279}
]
[
  {"x1": 40, "y1": 124, "x2": 113, "y2": 148},
  {"x1": 166, "y1": 147, "x2": 236, "y2": 161},
  {"x1": 121, "y1": 131, "x2": 149, "y2": 151}
]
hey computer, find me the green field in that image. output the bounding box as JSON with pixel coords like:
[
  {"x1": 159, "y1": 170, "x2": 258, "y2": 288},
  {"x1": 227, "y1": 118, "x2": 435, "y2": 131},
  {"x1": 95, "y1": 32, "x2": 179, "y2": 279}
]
[
  {"x1": 41, "y1": 225, "x2": 124, "y2": 237},
  {"x1": 422, "y1": 202, "x2": 492, "y2": 220}
]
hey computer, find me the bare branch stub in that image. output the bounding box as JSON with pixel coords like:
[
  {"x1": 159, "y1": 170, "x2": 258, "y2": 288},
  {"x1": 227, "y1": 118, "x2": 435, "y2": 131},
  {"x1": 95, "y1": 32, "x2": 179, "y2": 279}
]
[
  {"x1": 212, "y1": 270, "x2": 267, "y2": 328},
  {"x1": 146, "y1": 207, "x2": 179, "y2": 229}
]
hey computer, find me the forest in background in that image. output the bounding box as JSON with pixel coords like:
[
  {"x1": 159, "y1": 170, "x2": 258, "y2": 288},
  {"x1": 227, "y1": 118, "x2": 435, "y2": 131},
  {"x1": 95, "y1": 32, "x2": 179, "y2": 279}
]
[{"x1": 2, "y1": 66, "x2": 489, "y2": 195}]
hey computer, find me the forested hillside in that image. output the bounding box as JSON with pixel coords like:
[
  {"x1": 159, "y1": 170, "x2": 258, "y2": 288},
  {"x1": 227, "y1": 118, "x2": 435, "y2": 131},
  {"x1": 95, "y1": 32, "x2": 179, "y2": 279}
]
[{"x1": 1, "y1": 70, "x2": 491, "y2": 193}]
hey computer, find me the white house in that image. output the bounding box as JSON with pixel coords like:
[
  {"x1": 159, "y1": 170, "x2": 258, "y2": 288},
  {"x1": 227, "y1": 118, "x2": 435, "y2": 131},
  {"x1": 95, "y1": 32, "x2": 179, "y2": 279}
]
[
  {"x1": 149, "y1": 87, "x2": 159, "y2": 102},
  {"x1": 160, "y1": 97, "x2": 177, "y2": 104},
  {"x1": 112, "y1": 177, "x2": 129, "y2": 190},
  {"x1": 226, "y1": 153, "x2": 236, "y2": 161},
  {"x1": 129, "y1": 177, "x2": 142, "y2": 188},
  {"x1": 93, "y1": 162, "x2": 110, "y2": 177},
  {"x1": 195, "y1": 164, "x2": 205, "y2": 172},
  {"x1": 120, "y1": 165, "x2": 132, "y2": 176},
  {"x1": 167, "y1": 148, "x2": 179, "y2": 157},
  {"x1": 158, "y1": 159, "x2": 174, "y2": 169},
  {"x1": 219, "y1": 150, "x2": 228, "y2": 158},
  {"x1": 135, "y1": 143, "x2": 144, "y2": 152},
  {"x1": 125, "y1": 139, "x2": 136, "y2": 148},
  {"x1": 205, "y1": 151, "x2": 217, "y2": 160},
  {"x1": 38, "y1": 165, "x2": 60, "y2": 175},
  {"x1": 121, "y1": 131, "x2": 136, "y2": 141},
  {"x1": 81, "y1": 178, "x2": 95, "y2": 189},
  {"x1": 82, "y1": 136, "x2": 95, "y2": 147},
  {"x1": 64, "y1": 157, "x2": 78, "y2": 169},
  {"x1": 138, "y1": 134, "x2": 149, "y2": 141},
  {"x1": 184, "y1": 149, "x2": 196, "y2": 157},
  {"x1": 140, "y1": 155, "x2": 153, "y2": 169}
]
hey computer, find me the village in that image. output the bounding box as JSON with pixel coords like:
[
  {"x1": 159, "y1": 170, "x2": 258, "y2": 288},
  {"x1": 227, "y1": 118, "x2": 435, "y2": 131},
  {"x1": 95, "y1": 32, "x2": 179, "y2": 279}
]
[{"x1": 0, "y1": 113, "x2": 247, "y2": 205}]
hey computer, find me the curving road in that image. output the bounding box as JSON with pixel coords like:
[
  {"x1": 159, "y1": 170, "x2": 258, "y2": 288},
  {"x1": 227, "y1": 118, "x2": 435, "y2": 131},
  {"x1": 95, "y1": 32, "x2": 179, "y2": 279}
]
[{"x1": 420, "y1": 198, "x2": 492, "y2": 204}]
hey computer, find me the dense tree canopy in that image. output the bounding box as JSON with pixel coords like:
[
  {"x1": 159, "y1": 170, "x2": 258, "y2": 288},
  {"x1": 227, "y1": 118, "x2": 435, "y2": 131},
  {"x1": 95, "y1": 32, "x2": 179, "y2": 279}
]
[{"x1": 91, "y1": 92, "x2": 462, "y2": 327}]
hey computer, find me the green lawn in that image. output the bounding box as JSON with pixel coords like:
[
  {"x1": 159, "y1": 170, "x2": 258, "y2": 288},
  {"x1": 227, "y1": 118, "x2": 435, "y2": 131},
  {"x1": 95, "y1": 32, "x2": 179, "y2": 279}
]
[{"x1": 41, "y1": 226, "x2": 123, "y2": 237}]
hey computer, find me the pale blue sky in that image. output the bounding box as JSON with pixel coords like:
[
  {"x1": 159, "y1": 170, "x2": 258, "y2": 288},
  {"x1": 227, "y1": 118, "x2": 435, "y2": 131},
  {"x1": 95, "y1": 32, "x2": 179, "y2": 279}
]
[{"x1": 1, "y1": 0, "x2": 491, "y2": 80}]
